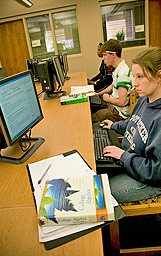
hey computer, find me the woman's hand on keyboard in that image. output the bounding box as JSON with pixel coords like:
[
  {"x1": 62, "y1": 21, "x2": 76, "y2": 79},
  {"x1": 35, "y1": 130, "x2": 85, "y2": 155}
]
[
  {"x1": 103, "y1": 145, "x2": 125, "y2": 160},
  {"x1": 102, "y1": 119, "x2": 113, "y2": 129}
]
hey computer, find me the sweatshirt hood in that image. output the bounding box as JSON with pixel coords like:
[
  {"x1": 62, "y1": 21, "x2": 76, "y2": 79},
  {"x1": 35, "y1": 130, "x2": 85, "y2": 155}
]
[{"x1": 146, "y1": 97, "x2": 161, "y2": 109}]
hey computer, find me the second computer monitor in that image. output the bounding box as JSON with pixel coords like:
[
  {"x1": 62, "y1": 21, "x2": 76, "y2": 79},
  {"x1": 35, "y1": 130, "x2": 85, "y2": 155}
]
[{"x1": 52, "y1": 55, "x2": 65, "y2": 89}]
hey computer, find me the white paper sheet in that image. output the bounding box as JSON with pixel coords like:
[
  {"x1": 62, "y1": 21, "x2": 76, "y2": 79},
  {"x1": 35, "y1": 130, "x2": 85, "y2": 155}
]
[{"x1": 70, "y1": 85, "x2": 95, "y2": 96}]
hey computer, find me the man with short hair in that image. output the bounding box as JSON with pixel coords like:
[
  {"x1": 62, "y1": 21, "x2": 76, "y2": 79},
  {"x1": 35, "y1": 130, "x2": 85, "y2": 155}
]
[{"x1": 92, "y1": 39, "x2": 133, "y2": 123}]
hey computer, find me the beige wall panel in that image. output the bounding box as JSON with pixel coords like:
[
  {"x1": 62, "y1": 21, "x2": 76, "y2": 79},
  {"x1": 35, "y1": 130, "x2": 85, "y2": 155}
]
[{"x1": 122, "y1": 46, "x2": 148, "y2": 69}]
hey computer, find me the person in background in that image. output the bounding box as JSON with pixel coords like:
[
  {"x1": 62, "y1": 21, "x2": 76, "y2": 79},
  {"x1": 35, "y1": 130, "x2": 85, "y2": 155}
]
[
  {"x1": 92, "y1": 39, "x2": 133, "y2": 123},
  {"x1": 102, "y1": 47, "x2": 161, "y2": 202},
  {"x1": 88, "y1": 42, "x2": 114, "y2": 93}
]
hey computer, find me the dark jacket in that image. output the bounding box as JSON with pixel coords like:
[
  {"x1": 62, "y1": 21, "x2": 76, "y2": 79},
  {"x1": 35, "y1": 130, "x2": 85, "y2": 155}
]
[
  {"x1": 91, "y1": 60, "x2": 114, "y2": 92},
  {"x1": 111, "y1": 96, "x2": 161, "y2": 186}
]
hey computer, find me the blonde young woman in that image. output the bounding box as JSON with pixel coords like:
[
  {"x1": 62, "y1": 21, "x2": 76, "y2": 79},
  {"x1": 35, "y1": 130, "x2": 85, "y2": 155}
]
[{"x1": 102, "y1": 47, "x2": 161, "y2": 202}]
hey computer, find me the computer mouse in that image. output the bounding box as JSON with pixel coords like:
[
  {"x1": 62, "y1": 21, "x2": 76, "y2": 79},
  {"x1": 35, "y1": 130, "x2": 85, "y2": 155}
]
[{"x1": 99, "y1": 123, "x2": 105, "y2": 127}]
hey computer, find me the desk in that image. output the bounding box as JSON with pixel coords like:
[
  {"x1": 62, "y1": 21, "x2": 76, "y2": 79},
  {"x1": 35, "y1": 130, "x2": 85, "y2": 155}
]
[{"x1": 0, "y1": 72, "x2": 104, "y2": 256}]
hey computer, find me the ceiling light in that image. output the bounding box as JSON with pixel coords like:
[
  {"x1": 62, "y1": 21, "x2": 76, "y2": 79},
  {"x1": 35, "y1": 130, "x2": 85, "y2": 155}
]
[{"x1": 14, "y1": 0, "x2": 33, "y2": 8}]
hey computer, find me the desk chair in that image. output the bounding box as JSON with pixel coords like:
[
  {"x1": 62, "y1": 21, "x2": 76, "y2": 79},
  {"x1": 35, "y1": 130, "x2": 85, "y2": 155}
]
[
  {"x1": 109, "y1": 90, "x2": 161, "y2": 255},
  {"x1": 130, "y1": 89, "x2": 136, "y2": 114}
]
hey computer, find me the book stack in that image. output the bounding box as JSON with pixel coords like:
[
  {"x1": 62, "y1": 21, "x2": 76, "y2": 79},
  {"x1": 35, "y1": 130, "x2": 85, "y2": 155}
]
[
  {"x1": 27, "y1": 150, "x2": 119, "y2": 247},
  {"x1": 38, "y1": 173, "x2": 114, "y2": 227}
]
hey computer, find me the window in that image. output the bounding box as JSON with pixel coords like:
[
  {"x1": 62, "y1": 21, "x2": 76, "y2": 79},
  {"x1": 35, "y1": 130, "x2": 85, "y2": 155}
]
[
  {"x1": 101, "y1": 0, "x2": 146, "y2": 48},
  {"x1": 27, "y1": 15, "x2": 55, "y2": 59},
  {"x1": 52, "y1": 10, "x2": 81, "y2": 55},
  {"x1": 26, "y1": 9, "x2": 81, "y2": 58}
]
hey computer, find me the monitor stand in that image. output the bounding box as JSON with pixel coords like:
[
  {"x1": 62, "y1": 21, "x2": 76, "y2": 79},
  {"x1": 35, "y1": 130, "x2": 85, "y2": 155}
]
[
  {"x1": 0, "y1": 137, "x2": 45, "y2": 164},
  {"x1": 43, "y1": 90, "x2": 66, "y2": 100}
]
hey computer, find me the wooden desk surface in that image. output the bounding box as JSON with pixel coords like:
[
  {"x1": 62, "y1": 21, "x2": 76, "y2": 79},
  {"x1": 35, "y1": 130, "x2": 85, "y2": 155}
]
[{"x1": 0, "y1": 72, "x2": 104, "y2": 256}]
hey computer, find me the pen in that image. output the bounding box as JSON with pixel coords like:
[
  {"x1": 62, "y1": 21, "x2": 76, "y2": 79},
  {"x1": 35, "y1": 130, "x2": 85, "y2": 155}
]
[{"x1": 38, "y1": 163, "x2": 52, "y2": 185}]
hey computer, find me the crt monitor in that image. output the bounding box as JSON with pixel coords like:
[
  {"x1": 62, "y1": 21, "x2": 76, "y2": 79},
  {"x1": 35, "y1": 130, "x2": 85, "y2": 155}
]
[
  {"x1": 61, "y1": 52, "x2": 70, "y2": 80},
  {"x1": 0, "y1": 70, "x2": 44, "y2": 164}
]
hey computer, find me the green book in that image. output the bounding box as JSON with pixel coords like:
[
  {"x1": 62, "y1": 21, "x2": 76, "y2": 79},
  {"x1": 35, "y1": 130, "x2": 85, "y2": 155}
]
[{"x1": 60, "y1": 93, "x2": 88, "y2": 105}]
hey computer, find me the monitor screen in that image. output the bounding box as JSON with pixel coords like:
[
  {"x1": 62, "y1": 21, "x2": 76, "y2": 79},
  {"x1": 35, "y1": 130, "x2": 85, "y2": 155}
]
[{"x1": 0, "y1": 70, "x2": 44, "y2": 164}]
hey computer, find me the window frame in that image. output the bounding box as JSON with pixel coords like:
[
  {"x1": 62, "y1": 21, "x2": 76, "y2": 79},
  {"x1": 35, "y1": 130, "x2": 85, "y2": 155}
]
[
  {"x1": 99, "y1": 0, "x2": 149, "y2": 49},
  {"x1": 23, "y1": 6, "x2": 81, "y2": 59}
]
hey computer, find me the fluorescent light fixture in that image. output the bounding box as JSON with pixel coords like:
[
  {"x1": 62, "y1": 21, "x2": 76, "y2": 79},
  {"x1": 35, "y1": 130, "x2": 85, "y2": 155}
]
[{"x1": 14, "y1": 0, "x2": 33, "y2": 7}]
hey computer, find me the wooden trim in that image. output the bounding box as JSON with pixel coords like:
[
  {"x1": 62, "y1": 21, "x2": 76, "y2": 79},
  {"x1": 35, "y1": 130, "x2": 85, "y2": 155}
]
[
  {"x1": 122, "y1": 203, "x2": 161, "y2": 217},
  {"x1": 120, "y1": 247, "x2": 161, "y2": 255}
]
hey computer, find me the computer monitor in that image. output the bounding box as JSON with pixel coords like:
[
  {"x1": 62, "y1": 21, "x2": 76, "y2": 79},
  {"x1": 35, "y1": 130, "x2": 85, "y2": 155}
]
[
  {"x1": 38, "y1": 56, "x2": 66, "y2": 100},
  {"x1": 0, "y1": 70, "x2": 44, "y2": 164},
  {"x1": 61, "y1": 53, "x2": 70, "y2": 80},
  {"x1": 52, "y1": 55, "x2": 65, "y2": 89}
]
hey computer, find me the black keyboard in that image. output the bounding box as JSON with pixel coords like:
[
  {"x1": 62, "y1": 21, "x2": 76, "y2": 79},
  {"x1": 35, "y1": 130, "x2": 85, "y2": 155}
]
[
  {"x1": 90, "y1": 95, "x2": 102, "y2": 105},
  {"x1": 93, "y1": 128, "x2": 114, "y2": 164}
]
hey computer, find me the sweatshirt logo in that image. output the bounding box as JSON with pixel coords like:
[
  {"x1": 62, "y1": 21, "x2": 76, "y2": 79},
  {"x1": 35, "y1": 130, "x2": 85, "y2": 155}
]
[{"x1": 124, "y1": 114, "x2": 148, "y2": 149}]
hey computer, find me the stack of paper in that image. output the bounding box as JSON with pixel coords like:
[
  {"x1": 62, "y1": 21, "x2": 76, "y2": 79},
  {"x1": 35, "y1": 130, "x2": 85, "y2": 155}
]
[
  {"x1": 27, "y1": 150, "x2": 118, "y2": 243},
  {"x1": 70, "y1": 85, "x2": 95, "y2": 96}
]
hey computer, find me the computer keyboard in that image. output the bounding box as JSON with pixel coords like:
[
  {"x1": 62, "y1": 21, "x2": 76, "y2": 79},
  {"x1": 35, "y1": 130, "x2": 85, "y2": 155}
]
[
  {"x1": 90, "y1": 95, "x2": 102, "y2": 105},
  {"x1": 90, "y1": 95, "x2": 107, "y2": 107},
  {"x1": 93, "y1": 128, "x2": 114, "y2": 164}
]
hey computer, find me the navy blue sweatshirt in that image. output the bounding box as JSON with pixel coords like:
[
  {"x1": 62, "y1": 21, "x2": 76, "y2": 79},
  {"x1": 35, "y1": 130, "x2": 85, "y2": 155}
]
[{"x1": 111, "y1": 96, "x2": 161, "y2": 186}]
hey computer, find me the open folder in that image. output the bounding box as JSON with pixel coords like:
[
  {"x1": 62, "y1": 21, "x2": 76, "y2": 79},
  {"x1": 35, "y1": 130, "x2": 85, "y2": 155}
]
[{"x1": 27, "y1": 149, "x2": 125, "y2": 250}]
